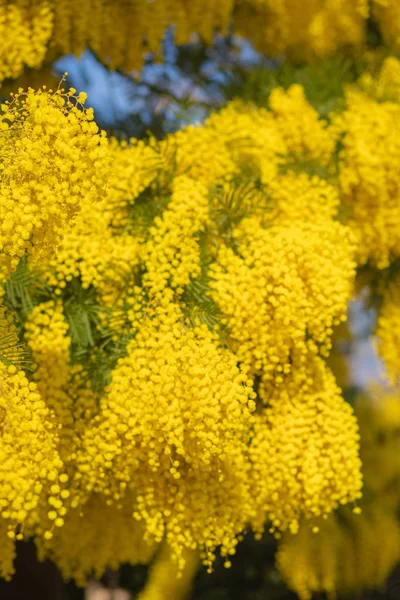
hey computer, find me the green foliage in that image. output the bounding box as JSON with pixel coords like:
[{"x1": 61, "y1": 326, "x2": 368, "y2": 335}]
[
  {"x1": 230, "y1": 55, "x2": 366, "y2": 117},
  {"x1": 0, "y1": 327, "x2": 32, "y2": 371},
  {"x1": 4, "y1": 258, "x2": 51, "y2": 321},
  {"x1": 181, "y1": 276, "x2": 222, "y2": 332}
]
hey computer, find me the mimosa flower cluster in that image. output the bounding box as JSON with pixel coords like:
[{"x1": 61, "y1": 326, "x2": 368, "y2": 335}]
[
  {"x1": 250, "y1": 354, "x2": 362, "y2": 537},
  {"x1": 0, "y1": 363, "x2": 68, "y2": 576},
  {"x1": 277, "y1": 506, "x2": 400, "y2": 600},
  {"x1": 0, "y1": 85, "x2": 109, "y2": 285},
  {"x1": 4, "y1": 55, "x2": 400, "y2": 589},
  {"x1": 2, "y1": 1, "x2": 400, "y2": 85},
  {"x1": 75, "y1": 297, "x2": 256, "y2": 571},
  {"x1": 276, "y1": 389, "x2": 400, "y2": 599}
]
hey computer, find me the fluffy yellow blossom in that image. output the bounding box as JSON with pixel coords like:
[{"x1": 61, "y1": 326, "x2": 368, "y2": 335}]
[
  {"x1": 24, "y1": 302, "x2": 73, "y2": 436},
  {"x1": 172, "y1": 125, "x2": 237, "y2": 186},
  {"x1": 0, "y1": 1, "x2": 53, "y2": 83},
  {"x1": 40, "y1": 199, "x2": 142, "y2": 306},
  {"x1": 250, "y1": 354, "x2": 362, "y2": 535},
  {"x1": 276, "y1": 516, "x2": 343, "y2": 600},
  {"x1": 334, "y1": 61, "x2": 400, "y2": 267},
  {"x1": 106, "y1": 138, "x2": 160, "y2": 230},
  {"x1": 358, "y1": 54, "x2": 400, "y2": 102},
  {"x1": 205, "y1": 100, "x2": 286, "y2": 184},
  {"x1": 0, "y1": 86, "x2": 109, "y2": 282},
  {"x1": 277, "y1": 506, "x2": 400, "y2": 599},
  {"x1": 5, "y1": 0, "x2": 400, "y2": 90},
  {"x1": 137, "y1": 543, "x2": 199, "y2": 600},
  {"x1": 24, "y1": 300, "x2": 99, "y2": 464},
  {"x1": 0, "y1": 363, "x2": 65, "y2": 540},
  {"x1": 268, "y1": 85, "x2": 335, "y2": 166},
  {"x1": 143, "y1": 176, "x2": 210, "y2": 295},
  {"x1": 235, "y1": 0, "x2": 368, "y2": 61},
  {"x1": 36, "y1": 493, "x2": 155, "y2": 586},
  {"x1": 75, "y1": 297, "x2": 255, "y2": 568},
  {"x1": 0, "y1": 65, "x2": 378, "y2": 585},
  {"x1": 267, "y1": 172, "x2": 340, "y2": 223},
  {"x1": 210, "y1": 217, "x2": 355, "y2": 379}
]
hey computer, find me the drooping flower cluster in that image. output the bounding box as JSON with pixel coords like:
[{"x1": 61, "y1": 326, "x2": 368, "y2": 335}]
[
  {"x1": 333, "y1": 58, "x2": 400, "y2": 268},
  {"x1": 13, "y1": 57, "x2": 400, "y2": 585},
  {"x1": 137, "y1": 543, "x2": 199, "y2": 600},
  {"x1": 0, "y1": 1, "x2": 53, "y2": 83},
  {"x1": 0, "y1": 86, "x2": 109, "y2": 283},
  {"x1": 235, "y1": 0, "x2": 368, "y2": 61},
  {"x1": 276, "y1": 389, "x2": 400, "y2": 599},
  {"x1": 35, "y1": 493, "x2": 155, "y2": 586},
  {"x1": 143, "y1": 176, "x2": 210, "y2": 295},
  {"x1": 0, "y1": 364, "x2": 66, "y2": 547},
  {"x1": 75, "y1": 297, "x2": 256, "y2": 570},
  {"x1": 250, "y1": 354, "x2": 362, "y2": 536},
  {"x1": 277, "y1": 506, "x2": 400, "y2": 600},
  {"x1": 210, "y1": 217, "x2": 355, "y2": 381},
  {"x1": 3, "y1": 0, "x2": 400, "y2": 86}
]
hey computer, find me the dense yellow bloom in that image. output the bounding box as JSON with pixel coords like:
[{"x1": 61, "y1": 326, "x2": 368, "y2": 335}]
[
  {"x1": 0, "y1": 69, "x2": 376, "y2": 582},
  {"x1": 137, "y1": 543, "x2": 199, "y2": 600},
  {"x1": 5, "y1": 0, "x2": 400, "y2": 92},
  {"x1": 210, "y1": 216, "x2": 355, "y2": 379},
  {"x1": 276, "y1": 388, "x2": 400, "y2": 598},
  {"x1": 277, "y1": 506, "x2": 400, "y2": 599},
  {"x1": 143, "y1": 176, "x2": 210, "y2": 295},
  {"x1": 75, "y1": 297, "x2": 255, "y2": 569},
  {"x1": 0, "y1": 86, "x2": 109, "y2": 282},
  {"x1": 40, "y1": 199, "x2": 142, "y2": 306},
  {"x1": 0, "y1": 1, "x2": 53, "y2": 83},
  {"x1": 179, "y1": 87, "x2": 335, "y2": 188},
  {"x1": 249, "y1": 354, "x2": 362, "y2": 536},
  {"x1": 36, "y1": 493, "x2": 155, "y2": 586},
  {"x1": 172, "y1": 124, "x2": 237, "y2": 186},
  {"x1": 204, "y1": 100, "x2": 285, "y2": 184},
  {"x1": 276, "y1": 516, "x2": 343, "y2": 600},
  {"x1": 359, "y1": 54, "x2": 400, "y2": 102},
  {"x1": 268, "y1": 172, "x2": 340, "y2": 224},
  {"x1": 106, "y1": 138, "x2": 160, "y2": 230},
  {"x1": 268, "y1": 85, "x2": 335, "y2": 165},
  {"x1": 25, "y1": 301, "x2": 73, "y2": 434},
  {"x1": 235, "y1": 0, "x2": 368, "y2": 61},
  {"x1": 0, "y1": 364, "x2": 65, "y2": 549},
  {"x1": 334, "y1": 58, "x2": 400, "y2": 268},
  {"x1": 24, "y1": 300, "x2": 99, "y2": 465}
]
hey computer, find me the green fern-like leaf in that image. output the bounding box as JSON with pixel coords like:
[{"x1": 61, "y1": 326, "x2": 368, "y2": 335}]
[{"x1": 0, "y1": 306, "x2": 33, "y2": 370}]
